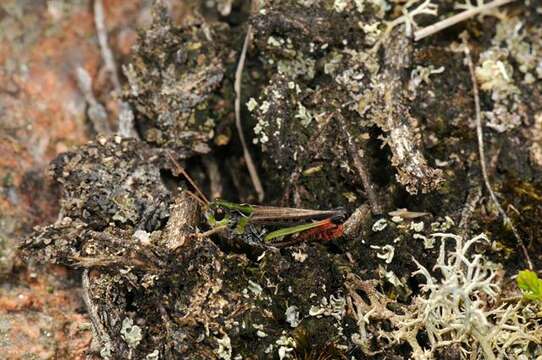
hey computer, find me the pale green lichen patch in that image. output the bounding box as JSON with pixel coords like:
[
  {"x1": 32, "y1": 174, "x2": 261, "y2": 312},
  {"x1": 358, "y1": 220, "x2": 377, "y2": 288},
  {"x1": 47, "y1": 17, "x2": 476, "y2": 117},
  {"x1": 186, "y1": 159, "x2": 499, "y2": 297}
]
[
  {"x1": 120, "y1": 318, "x2": 143, "y2": 350},
  {"x1": 216, "y1": 334, "x2": 232, "y2": 360}
]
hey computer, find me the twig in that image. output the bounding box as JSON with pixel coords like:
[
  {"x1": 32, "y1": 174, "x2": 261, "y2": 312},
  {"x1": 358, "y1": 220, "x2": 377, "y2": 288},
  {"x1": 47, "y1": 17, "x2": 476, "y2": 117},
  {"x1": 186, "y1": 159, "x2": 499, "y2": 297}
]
[
  {"x1": 343, "y1": 204, "x2": 371, "y2": 239},
  {"x1": 94, "y1": 0, "x2": 120, "y2": 90},
  {"x1": 414, "y1": 0, "x2": 516, "y2": 41},
  {"x1": 94, "y1": 0, "x2": 138, "y2": 138},
  {"x1": 193, "y1": 224, "x2": 228, "y2": 239},
  {"x1": 168, "y1": 152, "x2": 209, "y2": 205},
  {"x1": 462, "y1": 37, "x2": 532, "y2": 270},
  {"x1": 234, "y1": 24, "x2": 265, "y2": 202},
  {"x1": 386, "y1": 0, "x2": 438, "y2": 38},
  {"x1": 82, "y1": 270, "x2": 112, "y2": 354},
  {"x1": 75, "y1": 67, "x2": 111, "y2": 134},
  {"x1": 459, "y1": 185, "x2": 482, "y2": 236},
  {"x1": 338, "y1": 115, "x2": 382, "y2": 214},
  {"x1": 74, "y1": 255, "x2": 150, "y2": 270}
]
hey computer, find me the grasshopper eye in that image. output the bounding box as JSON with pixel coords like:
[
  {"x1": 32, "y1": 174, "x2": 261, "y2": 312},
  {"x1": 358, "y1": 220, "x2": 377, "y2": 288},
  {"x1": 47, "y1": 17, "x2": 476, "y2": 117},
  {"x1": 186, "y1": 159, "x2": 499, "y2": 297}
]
[{"x1": 214, "y1": 208, "x2": 226, "y2": 221}]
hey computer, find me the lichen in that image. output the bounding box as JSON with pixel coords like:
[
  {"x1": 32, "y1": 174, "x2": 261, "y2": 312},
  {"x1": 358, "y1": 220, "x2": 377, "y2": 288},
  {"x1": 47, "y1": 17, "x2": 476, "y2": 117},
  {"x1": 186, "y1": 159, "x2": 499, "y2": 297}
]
[
  {"x1": 347, "y1": 233, "x2": 542, "y2": 359},
  {"x1": 120, "y1": 318, "x2": 143, "y2": 350},
  {"x1": 216, "y1": 334, "x2": 232, "y2": 360}
]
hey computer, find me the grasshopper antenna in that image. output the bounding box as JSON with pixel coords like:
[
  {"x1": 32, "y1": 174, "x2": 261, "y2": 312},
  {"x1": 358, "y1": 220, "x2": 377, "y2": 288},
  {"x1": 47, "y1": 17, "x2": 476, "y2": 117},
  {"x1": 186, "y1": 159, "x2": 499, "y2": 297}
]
[
  {"x1": 167, "y1": 153, "x2": 209, "y2": 206},
  {"x1": 184, "y1": 190, "x2": 209, "y2": 208}
]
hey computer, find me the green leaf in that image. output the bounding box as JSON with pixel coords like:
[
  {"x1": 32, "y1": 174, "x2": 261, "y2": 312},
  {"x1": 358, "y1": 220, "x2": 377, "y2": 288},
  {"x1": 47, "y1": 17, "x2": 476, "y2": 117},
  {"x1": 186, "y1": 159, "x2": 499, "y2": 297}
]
[{"x1": 516, "y1": 270, "x2": 542, "y2": 302}]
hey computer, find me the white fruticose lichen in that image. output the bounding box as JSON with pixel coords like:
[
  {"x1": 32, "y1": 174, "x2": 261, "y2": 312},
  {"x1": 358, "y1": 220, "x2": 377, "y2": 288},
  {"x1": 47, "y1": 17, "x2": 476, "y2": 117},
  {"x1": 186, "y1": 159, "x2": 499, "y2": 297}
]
[
  {"x1": 413, "y1": 233, "x2": 434, "y2": 249},
  {"x1": 468, "y1": 14, "x2": 541, "y2": 135},
  {"x1": 410, "y1": 221, "x2": 424, "y2": 232},
  {"x1": 324, "y1": 52, "x2": 344, "y2": 75},
  {"x1": 493, "y1": 16, "x2": 542, "y2": 82},
  {"x1": 372, "y1": 244, "x2": 395, "y2": 263},
  {"x1": 292, "y1": 249, "x2": 308, "y2": 262},
  {"x1": 483, "y1": 103, "x2": 521, "y2": 133},
  {"x1": 386, "y1": 0, "x2": 438, "y2": 37},
  {"x1": 309, "y1": 294, "x2": 347, "y2": 320},
  {"x1": 120, "y1": 318, "x2": 143, "y2": 350},
  {"x1": 408, "y1": 65, "x2": 445, "y2": 96},
  {"x1": 407, "y1": 233, "x2": 541, "y2": 359},
  {"x1": 259, "y1": 101, "x2": 271, "y2": 114},
  {"x1": 430, "y1": 216, "x2": 454, "y2": 232},
  {"x1": 145, "y1": 350, "x2": 159, "y2": 360},
  {"x1": 347, "y1": 233, "x2": 542, "y2": 359},
  {"x1": 334, "y1": 0, "x2": 349, "y2": 12},
  {"x1": 277, "y1": 54, "x2": 316, "y2": 80},
  {"x1": 359, "y1": 21, "x2": 383, "y2": 45},
  {"x1": 475, "y1": 49, "x2": 518, "y2": 98},
  {"x1": 384, "y1": 269, "x2": 404, "y2": 288},
  {"x1": 247, "y1": 280, "x2": 263, "y2": 297}
]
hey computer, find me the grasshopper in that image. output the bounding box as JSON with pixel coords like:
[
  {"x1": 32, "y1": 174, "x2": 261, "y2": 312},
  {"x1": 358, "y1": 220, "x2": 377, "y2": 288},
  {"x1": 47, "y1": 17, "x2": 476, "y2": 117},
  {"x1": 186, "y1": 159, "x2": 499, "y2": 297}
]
[
  {"x1": 208, "y1": 199, "x2": 346, "y2": 246},
  {"x1": 169, "y1": 156, "x2": 346, "y2": 247}
]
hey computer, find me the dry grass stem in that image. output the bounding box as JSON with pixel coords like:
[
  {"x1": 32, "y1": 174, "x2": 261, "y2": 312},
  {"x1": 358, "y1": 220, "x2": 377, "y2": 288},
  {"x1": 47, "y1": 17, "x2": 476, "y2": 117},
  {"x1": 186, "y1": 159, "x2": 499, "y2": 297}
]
[
  {"x1": 75, "y1": 66, "x2": 111, "y2": 134},
  {"x1": 415, "y1": 0, "x2": 517, "y2": 41},
  {"x1": 338, "y1": 115, "x2": 382, "y2": 214},
  {"x1": 235, "y1": 25, "x2": 265, "y2": 202},
  {"x1": 94, "y1": 0, "x2": 138, "y2": 138},
  {"x1": 462, "y1": 37, "x2": 532, "y2": 270}
]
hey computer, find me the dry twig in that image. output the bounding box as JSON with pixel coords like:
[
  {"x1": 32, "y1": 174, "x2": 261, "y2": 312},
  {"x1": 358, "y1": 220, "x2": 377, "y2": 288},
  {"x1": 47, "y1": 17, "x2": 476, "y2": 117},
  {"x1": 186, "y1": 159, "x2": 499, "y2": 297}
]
[
  {"x1": 462, "y1": 36, "x2": 532, "y2": 270},
  {"x1": 82, "y1": 270, "x2": 112, "y2": 354},
  {"x1": 414, "y1": 0, "x2": 516, "y2": 41},
  {"x1": 235, "y1": 24, "x2": 265, "y2": 202},
  {"x1": 338, "y1": 115, "x2": 382, "y2": 214},
  {"x1": 94, "y1": 0, "x2": 120, "y2": 90},
  {"x1": 75, "y1": 67, "x2": 111, "y2": 134},
  {"x1": 94, "y1": 0, "x2": 138, "y2": 138}
]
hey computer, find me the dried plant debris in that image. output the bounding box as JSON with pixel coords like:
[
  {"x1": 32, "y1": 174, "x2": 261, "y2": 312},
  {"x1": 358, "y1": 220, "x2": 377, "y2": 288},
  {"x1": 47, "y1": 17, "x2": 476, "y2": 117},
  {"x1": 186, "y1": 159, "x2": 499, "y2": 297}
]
[
  {"x1": 21, "y1": 138, "x2": 357, "y2": 358},
  {"x1": 370, "y1": 30, "x2": 443, "y2": 194},
  {"x1": 21, "y1": 135, "x2": 167, "y2": 263},
  {"x1": 249, "y1": 0, "x2": 443, "y2": 206},
  {"x1": 123, "y1": 4, "x2": 235, "y2": 157},
  {"x1": 49, "y1": 135, "x2": 170, "y2": 232}
]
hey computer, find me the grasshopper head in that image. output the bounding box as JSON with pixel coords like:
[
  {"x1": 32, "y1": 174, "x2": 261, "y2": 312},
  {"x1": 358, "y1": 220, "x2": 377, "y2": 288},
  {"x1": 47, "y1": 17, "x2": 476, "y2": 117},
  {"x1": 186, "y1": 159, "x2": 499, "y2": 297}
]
[{"x1": 205, "y1": 202, "x2": 229, "y2": 227}]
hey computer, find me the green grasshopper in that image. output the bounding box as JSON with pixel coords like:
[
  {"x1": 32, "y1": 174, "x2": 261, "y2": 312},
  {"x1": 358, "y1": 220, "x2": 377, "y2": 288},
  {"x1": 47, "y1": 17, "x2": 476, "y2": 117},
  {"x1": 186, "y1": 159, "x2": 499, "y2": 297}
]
[
  {"x1": 170, "y1": 156, "x2": 346, "y2": 246},
  {"x1": 207, "y1": 199, "x2": 346, "y2": 244}
]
